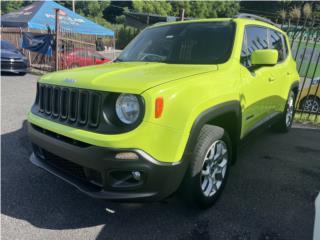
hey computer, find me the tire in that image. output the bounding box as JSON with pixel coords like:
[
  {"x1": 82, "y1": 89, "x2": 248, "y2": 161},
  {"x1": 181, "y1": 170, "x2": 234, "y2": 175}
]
[
  {"x1": 182, "y1": 125, "x2": 232, "y2": 209},
  {"x1": 300, "y1": 97, "x2": 320, "y2": 113},
  {"x1": 272, "y1": 90, "x2": 296, "y2": 132},
  {"x1": 18, "y1": 72, "x2": 27, "y2": 76}
]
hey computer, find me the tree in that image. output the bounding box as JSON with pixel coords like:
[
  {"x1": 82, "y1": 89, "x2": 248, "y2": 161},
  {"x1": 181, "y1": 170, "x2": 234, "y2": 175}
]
[
  {"x1": 1, "y1": 1, "x2": 34, "y2": 15},
  {"x1": 240, "y1": 1, "x2": 320, "y2": 20},
  {"x1": 131, "y1": 1, "x2": 239, "y2": 18},
  {"x1": 63, "y1": 1, "x2": 111, "y2": 28},
  {"x1": 76, "y1": 1, "x2": 110, "y2": 19},
  {"x1": 103, "y1": 1, "x2": 132, "y2": 23},
  {"x1": 190, "y1": 1, "x2": 240, "y2": 18},
  {"x1": 132, "y1": 0, "x2": 173, "y2": 16}
]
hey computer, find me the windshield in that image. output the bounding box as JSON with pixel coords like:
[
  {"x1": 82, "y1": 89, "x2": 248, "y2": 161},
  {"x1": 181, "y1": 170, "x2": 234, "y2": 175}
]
[
  {"x1": 1, "y1": 40, "x2": 16, "y2": 50},
  {"x1": 117, "y1": 22, "x2": 235, "y2": 64}
]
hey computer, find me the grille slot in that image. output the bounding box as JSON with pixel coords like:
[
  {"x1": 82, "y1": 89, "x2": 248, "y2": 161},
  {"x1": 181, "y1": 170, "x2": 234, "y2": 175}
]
[
  {"x1": 69, "y1": 89, "x2": 78, "y2": 122},
  {"x1": 78, "y1": 91, "x2": 89, "y2": 125},
  {"x1": 60, "y1": 88, "x2": 69, "y2": 120},
  {"x1": 52, "y1": 87, "x2": 60, "y2": 117},
  {"x1": 45, "y1": 86, "x2": 52, "y2": 115},
  {"x1": 39, "y1": 85, "x2": 45, "y2": 112},
  {"x1": 89, "y1": 93, "x2": 101, "y2": 127}
]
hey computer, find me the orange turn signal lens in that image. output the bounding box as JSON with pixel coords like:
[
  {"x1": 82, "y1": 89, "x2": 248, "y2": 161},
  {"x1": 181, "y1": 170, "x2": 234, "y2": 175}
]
[{"x1": 155, "y1": 97, "x2": 164, "y2": 118}]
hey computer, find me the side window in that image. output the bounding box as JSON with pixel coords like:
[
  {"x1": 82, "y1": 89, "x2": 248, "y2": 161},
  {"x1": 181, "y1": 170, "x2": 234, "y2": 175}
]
[
  {"x1": 240, "y1": 31, "x2": 249, "y2": 67},
  {"x1": 281, "y1": 33, "x2": 288, "y2": 60},
  {"x1": 269, "y1": 30, "x2": 287, "y2": 62},
  {"x1": 247, "y1": 26, "x2": 268, "y2": 53},
  {"x1": 241, "y1": 26, "x2": 268, "y2": 68}
]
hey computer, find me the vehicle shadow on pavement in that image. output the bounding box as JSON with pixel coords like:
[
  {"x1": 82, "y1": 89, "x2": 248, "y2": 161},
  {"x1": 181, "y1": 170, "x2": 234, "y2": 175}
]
[{"x1": 1, "y1": 121, "x2": 320, "y2": 240}]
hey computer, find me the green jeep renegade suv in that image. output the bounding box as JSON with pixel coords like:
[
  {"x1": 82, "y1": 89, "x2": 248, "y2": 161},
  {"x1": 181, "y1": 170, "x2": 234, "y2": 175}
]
[{"x1": 28, "y1": 15, "x2": 300, "y2": 208}]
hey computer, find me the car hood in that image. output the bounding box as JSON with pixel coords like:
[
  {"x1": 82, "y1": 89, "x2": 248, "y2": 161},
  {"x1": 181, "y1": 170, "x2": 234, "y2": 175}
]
[
  {"x1": 1, "y1": 49, "x2": 24, "y2": 59},
  {"x1": 40, "y1": 62, "x2": 218, "y2": 93}
]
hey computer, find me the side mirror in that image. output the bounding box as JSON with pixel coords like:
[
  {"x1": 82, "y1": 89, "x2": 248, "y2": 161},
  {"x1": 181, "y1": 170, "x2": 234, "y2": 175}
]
[{"x1": 251, "y1": 49, "x2": 278, "y2": 66}]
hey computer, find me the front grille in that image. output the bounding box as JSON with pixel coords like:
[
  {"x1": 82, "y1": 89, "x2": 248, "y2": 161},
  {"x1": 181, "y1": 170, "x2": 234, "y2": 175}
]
[
  {"x1": 34, "y1": 83, "x2": 103, "y2": 130},
  {"x1": 1, "y1": 61, "x2": 27, "y2": 69},
  {"x1": 32, "y1": 83, "x2": 144, "y2": 134}
]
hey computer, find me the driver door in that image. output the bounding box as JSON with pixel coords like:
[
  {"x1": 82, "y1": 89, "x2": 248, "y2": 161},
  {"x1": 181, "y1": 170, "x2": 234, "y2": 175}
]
[{"x1": 240, "y1": 26, "x2": 274, "y2": 136}]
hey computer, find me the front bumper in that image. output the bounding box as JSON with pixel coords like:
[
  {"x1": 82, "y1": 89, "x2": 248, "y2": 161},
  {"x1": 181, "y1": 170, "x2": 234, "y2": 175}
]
[
  {"x1": 1, "y1": 60, "x2": 28, "y2": 73},
  {"x1": 28, "y1": 123, "x2": 188, "y2": 201}
]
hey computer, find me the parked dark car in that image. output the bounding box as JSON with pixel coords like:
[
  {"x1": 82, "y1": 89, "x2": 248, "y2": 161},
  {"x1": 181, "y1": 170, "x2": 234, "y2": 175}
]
[{"x1": 1, "y1": 40, "x2": 28, "y2": 75}]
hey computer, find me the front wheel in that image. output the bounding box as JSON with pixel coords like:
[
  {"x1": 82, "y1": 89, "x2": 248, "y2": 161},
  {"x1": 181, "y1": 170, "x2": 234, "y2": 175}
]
[
  {"x1": 272, "y1": 90, "x2": 296, "y2": 132},
  {"x1": 182, "y1": 125, "x2": 231, "y2": 208}
]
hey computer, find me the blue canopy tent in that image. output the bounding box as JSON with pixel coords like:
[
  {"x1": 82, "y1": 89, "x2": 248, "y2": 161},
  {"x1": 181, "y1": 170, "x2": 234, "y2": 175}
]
[{"x1": 1, "y1": 1, "x2": 114, "y2": 37}]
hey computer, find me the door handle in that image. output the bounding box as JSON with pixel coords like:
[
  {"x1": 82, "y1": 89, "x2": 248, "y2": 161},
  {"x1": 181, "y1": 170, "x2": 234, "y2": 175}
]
[
  {"x1": 268, "y1": 77, "x2": 276, "y2": 82},
  {"x1": 287, "y1": 72, "x2": 291, "y2": 76}
]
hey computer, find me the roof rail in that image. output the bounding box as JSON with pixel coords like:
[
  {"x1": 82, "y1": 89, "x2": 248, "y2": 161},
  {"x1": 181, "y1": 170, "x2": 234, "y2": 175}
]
[{"x1": 234, "y1": 13, "x2": 278, "y2": 27}]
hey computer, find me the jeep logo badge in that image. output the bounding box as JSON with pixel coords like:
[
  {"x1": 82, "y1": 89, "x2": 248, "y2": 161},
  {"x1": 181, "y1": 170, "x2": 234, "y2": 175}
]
[{"x1": 63, "y1": 78, "x2": 76, "y2": 84}]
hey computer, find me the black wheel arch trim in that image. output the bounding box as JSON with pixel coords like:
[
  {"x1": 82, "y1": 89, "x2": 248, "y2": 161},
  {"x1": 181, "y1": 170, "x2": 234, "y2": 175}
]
[
  {"x1": 290, "y1": 80, "x2": 299, "y2": 94},
  {"x1": 182, "y1": 100, "x2": 241, "y2": 163}
]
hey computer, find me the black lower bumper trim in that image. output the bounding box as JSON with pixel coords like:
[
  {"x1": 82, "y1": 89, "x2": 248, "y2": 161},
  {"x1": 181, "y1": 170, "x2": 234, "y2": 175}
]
[
  {"x1": 28, "y1": 122, "x2": 188, "y2": 201},
  {"x1": 30, "y1": 153, "x2": 156, "y2": 200}
]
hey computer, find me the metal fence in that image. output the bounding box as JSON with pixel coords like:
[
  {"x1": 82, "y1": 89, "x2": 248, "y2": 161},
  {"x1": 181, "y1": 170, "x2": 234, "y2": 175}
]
[
  {"x1": 1, "y1": 28, "x2": 53, "y2": 72},
  {"x1": 0, "y1": 27, "x2": 114, "y2": 72},
  {"x1": 280, "y1": 17, "x2": 320, "y2": 125}
]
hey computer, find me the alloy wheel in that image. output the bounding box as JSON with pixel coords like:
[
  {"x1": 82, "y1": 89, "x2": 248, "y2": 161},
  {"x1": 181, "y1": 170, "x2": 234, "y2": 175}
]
[
  {"x1": 286, "y1": 94, "x2": 294, "y2": 127},
  {"x1": 200, "y1": 140, "x2": 228, "y2": 197},
  {"x1": 303, "y1": 99, "x2": 319, "y2": 113}
]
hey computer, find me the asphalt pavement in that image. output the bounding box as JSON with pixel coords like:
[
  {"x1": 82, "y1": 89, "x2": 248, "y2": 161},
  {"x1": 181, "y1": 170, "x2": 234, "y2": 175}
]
[{"x1": 1, "y1": 73, "x2": 320, "y2": 240}]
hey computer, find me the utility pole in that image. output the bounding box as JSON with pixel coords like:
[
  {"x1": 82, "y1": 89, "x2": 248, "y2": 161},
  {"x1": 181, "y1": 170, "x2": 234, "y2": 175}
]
[
  {"x1": 180, "y1": 8, "x2": 185, "y2": 21},
  {"x1": 55, "y1": 8, "x2": 60, "y2": 71},
  {"x1": 72, "y1": 0, "x2": 75, "y2": 12}
]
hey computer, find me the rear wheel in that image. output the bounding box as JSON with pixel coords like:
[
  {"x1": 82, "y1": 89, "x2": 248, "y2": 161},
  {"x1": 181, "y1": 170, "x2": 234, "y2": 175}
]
[
  {"x1": 182, "y1": 125, "x2": 231, "y2": 208},
  {"x1": 300, "y1": 97, "x2": 320, "y2": 113},
  {"x1": 272, "y1": 90, "x2": 296, "y2": 132}
]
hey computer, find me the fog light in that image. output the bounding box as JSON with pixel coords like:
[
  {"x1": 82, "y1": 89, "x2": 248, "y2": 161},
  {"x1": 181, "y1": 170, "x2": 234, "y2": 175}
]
[
  {"x1": 115, "y1": 152, "x2": 139, "y2": 160},
  {"x1": 132, "y1": 171, "x2": 141, "y2": 181}
]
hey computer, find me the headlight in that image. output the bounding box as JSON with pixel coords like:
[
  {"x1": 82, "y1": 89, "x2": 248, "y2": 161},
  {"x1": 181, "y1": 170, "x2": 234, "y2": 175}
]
[{"x1": 115, "y1": 94, "x2": 141, "y2": 124}]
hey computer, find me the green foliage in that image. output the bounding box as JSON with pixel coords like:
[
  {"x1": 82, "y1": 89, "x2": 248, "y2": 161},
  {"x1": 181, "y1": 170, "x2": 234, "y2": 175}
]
[
  {"x1": 103, "y1": 1, "x2": 132, "y2": 23},
  {"x1": 115, "y1": 15, "x2": 126, "y2": 24},
  {"x1": 115, "y1": 26, "x2": 139, "y2": 50},
  {"x1": 1, "y1": 0, "x2": 33, "y2": 15},
  {"x1": 240, "y1": 1, "x2": 320, "y2": 20},
  {"x1": 59, "y1": 1, "x2": 112, "y2": 29},
  {"x1": 132, "y1": 0, "x2": 173, "y2": 16},
  {"x1": 132, "y1": 1, "x2": 239, "y2": 18},
  {"x1": 76, "y1": 1, "x2": 110, "y2": 19}
]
